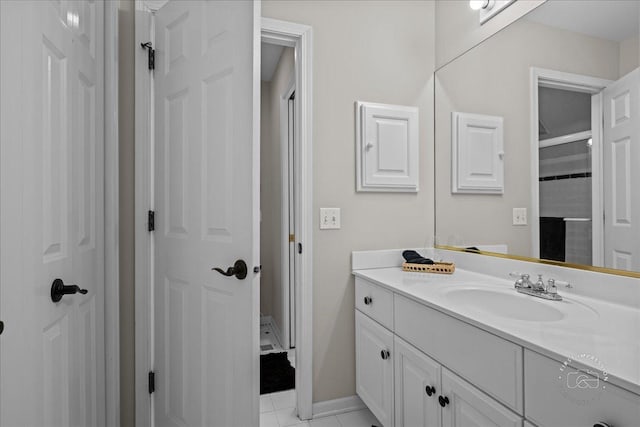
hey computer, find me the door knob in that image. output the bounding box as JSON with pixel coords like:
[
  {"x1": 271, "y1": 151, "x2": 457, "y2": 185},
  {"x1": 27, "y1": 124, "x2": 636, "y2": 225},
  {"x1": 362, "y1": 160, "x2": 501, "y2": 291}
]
[
  {"x1": 438, "y1": 395, "x2": 450, "y2": 407},
  {"x1": 50, "y1": 278, "x2": 88, "y2": 303},
  {"x1": 212, "y1": 259, "x2": 248, "y2": 280}
]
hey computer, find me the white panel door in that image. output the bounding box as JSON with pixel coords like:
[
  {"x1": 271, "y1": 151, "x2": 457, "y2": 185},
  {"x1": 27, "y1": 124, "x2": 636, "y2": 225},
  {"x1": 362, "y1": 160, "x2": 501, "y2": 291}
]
[
  {"x1": 153, "y1": 1, "x2": 259, "y2": 426},
  {"x1": 0, "y1": 1, "x2": 105, "y2": 426},
  {"x1": 355, "y1": 311, "x2": 394, "y2": 427},
  {"x1": 603, "y1": 69, "x2": 640, "y2": 271},
  {"x1": 394, "y1": 337, "x2": 441, "y2": 427}
]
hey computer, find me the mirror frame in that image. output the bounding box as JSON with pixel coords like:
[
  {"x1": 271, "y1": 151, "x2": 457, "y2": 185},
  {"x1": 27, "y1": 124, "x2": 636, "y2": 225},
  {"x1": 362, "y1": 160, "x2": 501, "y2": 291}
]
[{"x1": 434, "y1": 244, "x2": 640, "y2": 278}]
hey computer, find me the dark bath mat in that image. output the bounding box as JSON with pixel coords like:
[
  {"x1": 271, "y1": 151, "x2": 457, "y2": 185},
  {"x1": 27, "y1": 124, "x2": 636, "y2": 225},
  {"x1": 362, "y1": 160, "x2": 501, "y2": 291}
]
[{"x1": 260, "y1": 352, "x2": 295, "y2": 395}]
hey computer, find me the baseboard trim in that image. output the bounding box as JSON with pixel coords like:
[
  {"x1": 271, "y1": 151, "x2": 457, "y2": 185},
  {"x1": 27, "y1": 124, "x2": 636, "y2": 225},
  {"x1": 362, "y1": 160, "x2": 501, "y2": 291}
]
[{"x1": 312, "y1": 395, "x2": 366, "y2": 419}]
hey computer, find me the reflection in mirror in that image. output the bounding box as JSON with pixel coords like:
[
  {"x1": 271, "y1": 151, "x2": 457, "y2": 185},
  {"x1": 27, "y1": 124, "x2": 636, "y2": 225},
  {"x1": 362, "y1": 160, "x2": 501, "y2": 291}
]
[{"x1": 435, "y1": 0, "x2": 640, "y2": 273}]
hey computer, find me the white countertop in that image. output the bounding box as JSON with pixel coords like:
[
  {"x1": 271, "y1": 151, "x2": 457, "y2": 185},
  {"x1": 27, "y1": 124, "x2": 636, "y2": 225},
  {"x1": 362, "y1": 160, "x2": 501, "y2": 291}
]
[{"x1": 353, "y1": 266, "x2": 640, "y2": 396}]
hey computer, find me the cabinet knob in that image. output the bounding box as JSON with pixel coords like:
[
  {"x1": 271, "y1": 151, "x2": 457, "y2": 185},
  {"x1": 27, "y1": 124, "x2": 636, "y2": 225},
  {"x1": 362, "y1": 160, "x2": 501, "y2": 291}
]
[
  {"x1": 438, "y1": 395, "x2": 449, "y2": 407},
  {"x1": 425, "y1": 385, "x2": 436, "y2": 396},
  {"x1": 363, "y1": 296, "x2": 372, "y2": 305},
  {"x1": 380, "y1": 349, "x2": 390, "y2": 360}
]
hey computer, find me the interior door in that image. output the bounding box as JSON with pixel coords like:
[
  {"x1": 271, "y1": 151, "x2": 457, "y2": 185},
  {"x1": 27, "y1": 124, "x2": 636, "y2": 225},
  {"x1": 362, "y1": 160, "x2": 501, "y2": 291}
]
[
  {"x1": 0, "y1": 1, "x2": 105, "y2": 426},
  {"x1": 153, "y1": 1, "x2": 260, "y2": 426},
  {"x1": 603, "y1": 69, "x2": 640, "y2": 271}
]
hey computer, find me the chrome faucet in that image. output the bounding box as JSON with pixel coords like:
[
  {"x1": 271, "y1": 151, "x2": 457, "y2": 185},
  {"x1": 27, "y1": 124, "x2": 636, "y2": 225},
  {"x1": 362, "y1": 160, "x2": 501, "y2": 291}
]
[{"x1": 509, "y1": 273, "x2": 563, "y2": 301}]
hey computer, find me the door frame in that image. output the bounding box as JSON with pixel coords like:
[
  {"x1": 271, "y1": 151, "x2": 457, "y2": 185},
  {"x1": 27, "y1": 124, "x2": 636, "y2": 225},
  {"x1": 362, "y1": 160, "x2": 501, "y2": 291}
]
[
  {"x1": 529, "y1": 67, "x2": 612, "y2": 265},
  {"x1": 133, "y1": 6, "x2": 314, "y2": 424},
  {"x1": 262, "y1": 17, "x2": 314, "y2": 420}
]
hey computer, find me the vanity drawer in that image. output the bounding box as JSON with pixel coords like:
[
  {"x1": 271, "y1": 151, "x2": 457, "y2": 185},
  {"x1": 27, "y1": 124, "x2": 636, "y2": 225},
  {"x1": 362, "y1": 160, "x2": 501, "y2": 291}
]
[
  {"x1": 394, "y1": 295, "x2": 523, "y2": 414},
  {"x1": 524, "y1": 350, "x2": 640, "y2": 427},
  {"x1": 356, "y1": 278, "x2": 393, "y2": 329}
]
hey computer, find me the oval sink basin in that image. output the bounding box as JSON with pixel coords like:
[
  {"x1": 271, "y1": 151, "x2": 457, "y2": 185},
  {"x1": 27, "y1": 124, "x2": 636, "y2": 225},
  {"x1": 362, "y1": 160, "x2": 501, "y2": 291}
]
[{"x1": 444, "y1": 288, "x2": 566, "y2": 322}]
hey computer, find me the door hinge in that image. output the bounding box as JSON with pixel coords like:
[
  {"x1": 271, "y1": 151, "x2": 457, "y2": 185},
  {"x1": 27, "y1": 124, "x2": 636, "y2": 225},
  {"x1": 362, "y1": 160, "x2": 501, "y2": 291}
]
[
  {"x1": 148, "y1": 371, "x2": 156, "y2": 394},
  {"x1": 141, "y1": 42, "x2": 155, "y2": 71},
  {"x1": 148, "y1": 210, "x2": 155, "y2": 232}
]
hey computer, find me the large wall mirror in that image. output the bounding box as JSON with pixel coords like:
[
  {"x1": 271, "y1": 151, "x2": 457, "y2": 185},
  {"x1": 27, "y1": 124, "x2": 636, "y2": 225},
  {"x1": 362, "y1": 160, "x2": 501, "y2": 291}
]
[{"x1": 435, "y1": 0, "x2": 640, "y2": 275}]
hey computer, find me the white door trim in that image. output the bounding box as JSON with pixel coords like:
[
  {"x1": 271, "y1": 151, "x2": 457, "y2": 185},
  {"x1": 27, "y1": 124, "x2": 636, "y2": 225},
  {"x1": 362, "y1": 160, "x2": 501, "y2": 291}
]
[
  {"x1": 529, "y1": 67, "x2": 612, "y2": 264},
  {"x1": 262, "y1": 17, "x2": 314, "y2": 421},
  {"x1": 104, "y1": 1, "x2": 120, "y2": 425}
]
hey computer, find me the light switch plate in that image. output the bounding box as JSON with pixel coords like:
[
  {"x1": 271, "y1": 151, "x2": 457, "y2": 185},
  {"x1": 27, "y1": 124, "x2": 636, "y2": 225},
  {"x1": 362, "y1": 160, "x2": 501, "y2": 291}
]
[
  {"x1": 320, "y1": 208, "x2": 341, "y2": 229},
  {"x1": 513, "y1": 208, "x2": 527, "y2": 226}
]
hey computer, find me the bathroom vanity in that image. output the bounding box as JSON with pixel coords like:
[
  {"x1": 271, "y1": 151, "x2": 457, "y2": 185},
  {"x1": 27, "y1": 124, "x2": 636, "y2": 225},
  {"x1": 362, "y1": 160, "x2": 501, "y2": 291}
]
[{"x1": 353, "y1": 249, "x2": 640, "y2": 427}]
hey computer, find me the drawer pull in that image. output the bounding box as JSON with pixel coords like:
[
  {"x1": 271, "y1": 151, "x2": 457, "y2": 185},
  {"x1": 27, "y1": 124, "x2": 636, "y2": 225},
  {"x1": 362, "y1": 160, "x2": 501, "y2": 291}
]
[
  {"x1": 425, "y1": 385, "x2": 436, "y2": 396},
  {"x1": 438, "y1": 395, "x2": 449, "y2": 408},
  {"x1": 593, "y1": 423, "x2": 612, "y2": 427},
  {"x1": 380, "y1": 349, "x2": 390, "y2": 360},
  {"x1": 363, "y1": 296, "x2": 373, "y2": 305}
]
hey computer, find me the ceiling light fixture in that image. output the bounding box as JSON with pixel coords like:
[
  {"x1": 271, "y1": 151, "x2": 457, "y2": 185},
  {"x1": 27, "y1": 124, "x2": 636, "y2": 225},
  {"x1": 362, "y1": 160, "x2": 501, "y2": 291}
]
[{"x1": 469, "y1": 0, "x2": 495, "y2": 11}]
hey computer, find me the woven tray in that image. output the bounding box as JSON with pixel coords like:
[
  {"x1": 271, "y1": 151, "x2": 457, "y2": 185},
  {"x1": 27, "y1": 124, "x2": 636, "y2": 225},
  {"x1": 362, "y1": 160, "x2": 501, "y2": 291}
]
[{"x1": 402, "y1": 261, "x2": 455, "y2": 274}]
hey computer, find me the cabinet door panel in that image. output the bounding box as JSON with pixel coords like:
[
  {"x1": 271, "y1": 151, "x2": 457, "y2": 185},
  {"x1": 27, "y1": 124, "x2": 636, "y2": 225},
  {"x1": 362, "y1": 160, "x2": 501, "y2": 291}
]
[
  {"x1": 524, "y1": 350, "x2": 640, "y2": 427},
  {"x1": 441, "y1": 368, "x2": 522, "y2": 427},
  {"x1": 394, "y1": 336, "x2": 441, "y2": 427},
  {"x1": 356, "y1": 311, "x2": 394, "y2": 427}
]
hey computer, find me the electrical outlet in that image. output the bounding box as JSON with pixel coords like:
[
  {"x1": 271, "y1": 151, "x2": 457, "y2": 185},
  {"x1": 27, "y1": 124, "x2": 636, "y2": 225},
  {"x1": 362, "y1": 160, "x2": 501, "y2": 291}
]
[
  {"x1": 513, "y1": 208, "x2": 527, "y2": 226},
  {"x1": 320, "y1": 208, "x2": 341, "y2": 229}
]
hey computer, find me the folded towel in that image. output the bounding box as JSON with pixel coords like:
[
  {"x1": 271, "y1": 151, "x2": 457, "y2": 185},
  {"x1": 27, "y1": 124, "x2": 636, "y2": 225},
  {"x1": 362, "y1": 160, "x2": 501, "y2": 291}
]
[{"x1": 402, "y1": 250, "x2": 434, "y2": 265}]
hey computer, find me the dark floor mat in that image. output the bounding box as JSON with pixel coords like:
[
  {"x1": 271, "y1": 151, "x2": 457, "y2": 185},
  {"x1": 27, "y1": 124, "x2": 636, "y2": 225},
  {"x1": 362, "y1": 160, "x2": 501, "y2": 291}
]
[{"x1": 260, "y1": 352, "x2": 295, "y2": 395}]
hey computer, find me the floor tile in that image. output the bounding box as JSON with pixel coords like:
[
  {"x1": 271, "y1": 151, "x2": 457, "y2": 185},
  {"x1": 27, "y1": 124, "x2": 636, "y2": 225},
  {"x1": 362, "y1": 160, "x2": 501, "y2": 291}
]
[
  {"x1": 335, "y1": 408, "x2": 381, "y2": 427},
  {"x1": 270, "y1": 389, "x2": 296, "y2": 410},
  {"x1": 309, "y1": 415, "x2": 341, "y2": 427},
  {"x1": 260, "y1": 411, "x2": 279, "y2": 427},
  {"x1": 260, "y1": 395, "x2": 274, "y2": 413},
  {"x1": 275, "y1": 407, "x2": 302, "y2": 426}
]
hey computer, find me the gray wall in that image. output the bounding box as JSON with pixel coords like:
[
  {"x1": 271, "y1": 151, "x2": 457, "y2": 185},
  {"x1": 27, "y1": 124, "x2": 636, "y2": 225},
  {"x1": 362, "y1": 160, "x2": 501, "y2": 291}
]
[
  {"x1": 262, "y1": 0, "x2": 436, "y2": 402},
  {"x1": 435, "y1": 0, "x2": 546, "y2": 68},
  {"x1": 260, "y1": 47, "x2": 294, "y2": 337}
]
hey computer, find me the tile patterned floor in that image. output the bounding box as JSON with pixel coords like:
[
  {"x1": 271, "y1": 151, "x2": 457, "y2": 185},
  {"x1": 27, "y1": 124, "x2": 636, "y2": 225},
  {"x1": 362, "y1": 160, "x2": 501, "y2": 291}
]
[{"x1": 260, "y1": 389, "x2": 381, "y2": 427}]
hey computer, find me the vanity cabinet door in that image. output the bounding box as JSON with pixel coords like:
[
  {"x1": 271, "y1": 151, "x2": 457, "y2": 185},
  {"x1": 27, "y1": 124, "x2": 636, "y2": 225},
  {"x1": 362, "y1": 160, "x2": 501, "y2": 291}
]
[
  {"x1": 524, "y1": 350, "x2": 640, "y2": 427},
  {"x1": 441, "y1": 368, "x2": 522, "y2": 427},
  {"x1": 356, "y1": 311, "x2": 394, "y2": 427},
  {"x1": 394, "y1": 336, "x2": 441, "y2": 427}
]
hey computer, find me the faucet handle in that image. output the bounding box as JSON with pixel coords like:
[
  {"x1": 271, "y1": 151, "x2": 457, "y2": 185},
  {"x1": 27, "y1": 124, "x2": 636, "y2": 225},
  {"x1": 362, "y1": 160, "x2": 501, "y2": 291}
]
[
  {"x1": 547, "y1": 279, "x2": 558, "y2": 295},
  {"x1": 553, "y1": 279, "x2": 572, "y2": 289}
]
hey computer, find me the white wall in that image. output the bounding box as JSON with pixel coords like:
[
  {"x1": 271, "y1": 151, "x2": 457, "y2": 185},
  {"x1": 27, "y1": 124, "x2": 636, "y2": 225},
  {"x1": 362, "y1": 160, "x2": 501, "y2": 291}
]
[
  {"x1": 262, "y1": 0, "x2": 436, "y2": 402},
  {"x1": 260, "y1": 80, "x2": 274, "y2": 317},
  {"x1": 435, "y1": 20, "x2": 622, "y2": 256},
  {"x1": 260, "y1": 47, "x2": 295, "y2": 338}
]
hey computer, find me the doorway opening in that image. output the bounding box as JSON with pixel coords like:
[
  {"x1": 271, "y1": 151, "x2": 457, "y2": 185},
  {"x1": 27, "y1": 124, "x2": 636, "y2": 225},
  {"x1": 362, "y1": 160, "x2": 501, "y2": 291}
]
[
  {"x1": 259, "y1": 41, "x2": 297, "y2": 399},
  {"x1": 530, "y1": 68, "x2": 612, "y2": 266}
]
